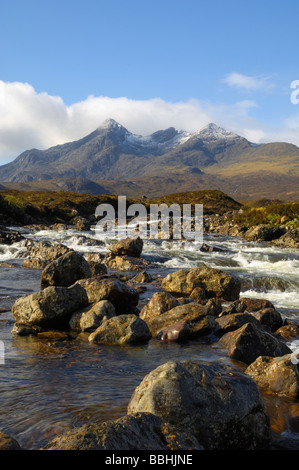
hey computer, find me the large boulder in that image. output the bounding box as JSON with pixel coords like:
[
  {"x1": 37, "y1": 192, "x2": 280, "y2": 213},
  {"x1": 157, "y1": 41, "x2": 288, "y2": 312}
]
[
  {"x1": 109, "y1": 236, "x2": 143, "y2": 258},
  {"x1": 44, "y1": 412, "x2": 202, "y2": 450},
  {"x1": 11, "y1": 283, "x2": 88, "y2": 329},
  {"x1": 41, "y1": 251, "x2": 92, "y2": 289},
  {"x1": 219, "y1": 322, "x2": 292, "y2": 365},
  {"x1": 75, "y1": 277, "x2": 139, "y2": 315},
  {"x1": 245, "y1": 354, "x2": 299, "y2": 398},
  {"x1": 69, "y1": 300, "x2": 116, "y2": 332},
  {"x1": 88, "y1": 314, "x2": 151, "y2": 345},
  {"x1": 161, "y1": 267, "x2": 241, "y2": 301},
  {"x1": 143, "y1": 302, "x2": 217, "y2": 339},
  {"x1": 139, "y1": 291, "x2": 181, "y2": 321},
  {"x1": 128, "y1": 360, "x2": 271, "y2": 450}
]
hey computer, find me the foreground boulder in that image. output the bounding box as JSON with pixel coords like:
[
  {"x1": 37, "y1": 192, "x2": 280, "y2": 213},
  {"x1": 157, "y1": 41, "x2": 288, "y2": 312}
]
[
  {"x1": 88, "y1": 314, "x2": 151, "y2": 345},
  {"x1": 69, "y1": 300, "x2": 116, "y2": 332},
  {"x1": 75, "y1": 277, "x2": 139, "y2": 315},
  {"x1": 41, "y1": 251, "x2": 92, "y2": 289},
  {"x1": 161, "y1": 267, "x2": 241, "y2": 301},
  {"x1": 245, "y1": 354, "x2": 299, "y2": 398},
  {"x1": 219, "y1": 322, "x2": 292, "y2": 365},
  {"x1": 44, "y1": 412, "x2": 202, "y2": 450},
  {"x1": 109, "y1": 236, "x2": 143, "y2": 258},
  {"x1": 12, "y1": 284, "x2": 88, "y2": 329},
  {"x1": 128, "y1": 360, "x2": 271, "y2": 450}
]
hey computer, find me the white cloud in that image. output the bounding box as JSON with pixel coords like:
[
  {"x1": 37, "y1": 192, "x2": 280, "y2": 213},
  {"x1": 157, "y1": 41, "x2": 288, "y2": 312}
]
[
  {"x1": 222, "y1": 72, "x2": 275, "y2": 92},
  {"x1": 0, "y1": 80, "x2": 298, "y2": 163}
]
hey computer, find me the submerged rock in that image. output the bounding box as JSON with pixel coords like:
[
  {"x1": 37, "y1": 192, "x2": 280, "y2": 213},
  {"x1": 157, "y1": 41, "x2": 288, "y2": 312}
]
[
  {"x1": 161, "y1": 267, "x2": 241, "y2": 301},
  {"x1": 44, "y1": 412, "x2": 202, "y2": 450},
  {"x1": 0, "y1": 431, "x2": 23, "y2": 450},
  {"x1": 88, "y1": 314, "x2": 151, "y2": 345},
  {"x1": 128, "y1": 360, "x2": 271, "y2": 450}
]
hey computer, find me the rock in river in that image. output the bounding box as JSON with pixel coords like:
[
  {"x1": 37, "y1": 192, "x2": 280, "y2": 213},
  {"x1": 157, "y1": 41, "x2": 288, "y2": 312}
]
[
  {"x1": 161, "y1": 267, "x2": 241, "y2": 301},
  {"x1": 41, "y1": 251, "x2": 92, "y2": 289},
  {"x1": 12, "y1": 283, "x2": 88, "y2": 329},
  {"x1": 128, "y1": 360, "x2": 271, "y2": 450},
  {"x1": 88, "y1": 314, "x2": 151, "y2": 345}
]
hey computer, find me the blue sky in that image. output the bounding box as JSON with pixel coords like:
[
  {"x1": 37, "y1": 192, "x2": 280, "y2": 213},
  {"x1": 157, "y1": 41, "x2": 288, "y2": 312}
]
[{"x1": 0, "y1": 0, "x2": 298, "y2": 161}]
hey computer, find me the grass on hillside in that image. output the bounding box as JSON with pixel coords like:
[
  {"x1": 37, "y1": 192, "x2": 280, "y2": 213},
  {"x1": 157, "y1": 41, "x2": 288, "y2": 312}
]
[{"x1": 233, "y1": 201, "x2": 299, "y2": 227}]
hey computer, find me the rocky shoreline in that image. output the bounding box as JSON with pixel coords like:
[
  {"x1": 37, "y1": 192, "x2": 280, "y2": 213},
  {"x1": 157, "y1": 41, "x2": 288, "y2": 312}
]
[{"x1": 0, "y1": 229, "x2": 299, "y2": 450}]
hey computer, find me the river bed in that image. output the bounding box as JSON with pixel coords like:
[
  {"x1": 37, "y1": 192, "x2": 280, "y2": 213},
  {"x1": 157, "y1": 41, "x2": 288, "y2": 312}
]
[{"x1": 0, "y1": 226, "x2": 298, "y2": 449}]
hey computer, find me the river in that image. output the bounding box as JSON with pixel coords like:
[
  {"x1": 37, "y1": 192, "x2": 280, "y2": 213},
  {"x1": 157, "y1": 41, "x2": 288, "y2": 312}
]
[{"x1": 0, "y1": 226, "x2": 298, "y2": 449}]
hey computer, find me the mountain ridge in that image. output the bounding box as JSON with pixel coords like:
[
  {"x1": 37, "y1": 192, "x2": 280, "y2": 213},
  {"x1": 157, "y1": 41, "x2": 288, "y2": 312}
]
[{"x1": 0, "y1": 119, "x2": 298, "y2": 201}]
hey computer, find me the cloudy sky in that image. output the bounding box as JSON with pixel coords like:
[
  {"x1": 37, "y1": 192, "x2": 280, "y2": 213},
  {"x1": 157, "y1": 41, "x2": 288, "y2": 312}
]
[{"x1": 0, "y1": 0, "x2": 298, "y2": 163}]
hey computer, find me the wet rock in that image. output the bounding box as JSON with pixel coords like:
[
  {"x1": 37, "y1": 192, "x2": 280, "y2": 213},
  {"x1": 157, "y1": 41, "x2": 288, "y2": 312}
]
[
  {"x1": 272, "y1": 228, "x2": 299, "y2": 249},
  {"x1": 190, "y1": 287, "x2": 206, "y2": 303},
  {"x1": 44, "y1": 412, "x2": 202, "y2": 450},
  {"x1": 245, "y1": 354, "x2": 299, "y2": 398},
  {"x1": 69, "y1": 300, "x2": 116, "y2": 332},
  {"x1": 105, "y1": 254, "x2": 150, "y2": 272},
  {"x1": 144, "y1": 302, "x2": 216, "y2": 338},
  {"x1": 22, "y1": 258, "x2": 48, "y2": 269},
  {"x1": 0, "y1": 226, "x2": 24, "y2": 245},
  {"x1": 239, "y1": 297, "x2": 276, "y2": 312},
  {"x1": 158, "y1": 321, "x2": 190, "y2": 342},
  {"x1": 73, "y1": 216, "x2": 90, "y2": 231},
  {"x1": 130, "y1": 270, "x2": 153, "y2": 283},
  {"x1": 11, "y1": 283, "x2": 88, "y2": 328},
  {"x1": 0, "y1": 431, "x2": 23, "y2": 450},
  {"x1": 109, "y1": 236, "x2": 143, "y2": 258},
  {"x1": 83, "y1": 252, "x2": 107, "y2": 276},
  {"x1": 219, "y1": 322, "x2": 292, "y2": 365},
  {"x1": 41, "y1": 251, "x2": 92, "y2": 289},
  {"x1": 128, "y1": 360, "x2": 271, "y2": 450},
  {"x1": 11, "y1": 323, "x2": 43, "y2": 336},
  {"x1": 75, "y1": 277, "x2": 139, "y2": 315},
  {"x1": 215, "y1": 312, "x2": 262, "y2": 336},
  {"x1": 68, "y1": 234, "x2": 104, "y2": 247},
  {"x1": 139, "y1": 291, "x2": 181, "y2": 321},
  {"x1": 88, "y1": 314, "x2": 151, "y2": 345},
  {"x1": 276, "y1": 321, "x2": 299, "y2": 341},
  {"x1": 22, "y1": 240, "x2": 73, "y2": 268},
  {"x1": 251, "y1": 307, "x2": 283, "y2": 332},
  {"x1": 199, "y1": 243, "x2": 225, "y2": 252},
  {"x1": 244, "y1": 225, "x2": 286, "y2": 242},
  {"x1": 161, "y1": 267, "x2": 241, "y2": 301}
]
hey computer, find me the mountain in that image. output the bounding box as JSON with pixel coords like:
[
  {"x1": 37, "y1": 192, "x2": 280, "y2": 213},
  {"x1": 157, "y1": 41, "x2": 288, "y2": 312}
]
[{"x1": 0, "y1": 118, "x2": 298, "y2": 201}]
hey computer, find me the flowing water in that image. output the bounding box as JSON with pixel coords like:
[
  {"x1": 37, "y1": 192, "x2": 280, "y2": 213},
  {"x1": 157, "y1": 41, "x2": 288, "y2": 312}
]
[{"x1": 0, "y1": 226, "x2": 298, "y2": 449}]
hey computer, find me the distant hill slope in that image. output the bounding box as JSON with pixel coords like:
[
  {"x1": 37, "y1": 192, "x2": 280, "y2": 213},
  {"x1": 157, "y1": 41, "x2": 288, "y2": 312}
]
[{"x1": 0, "y1": 118, "x2": 298, "y2": 200}]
